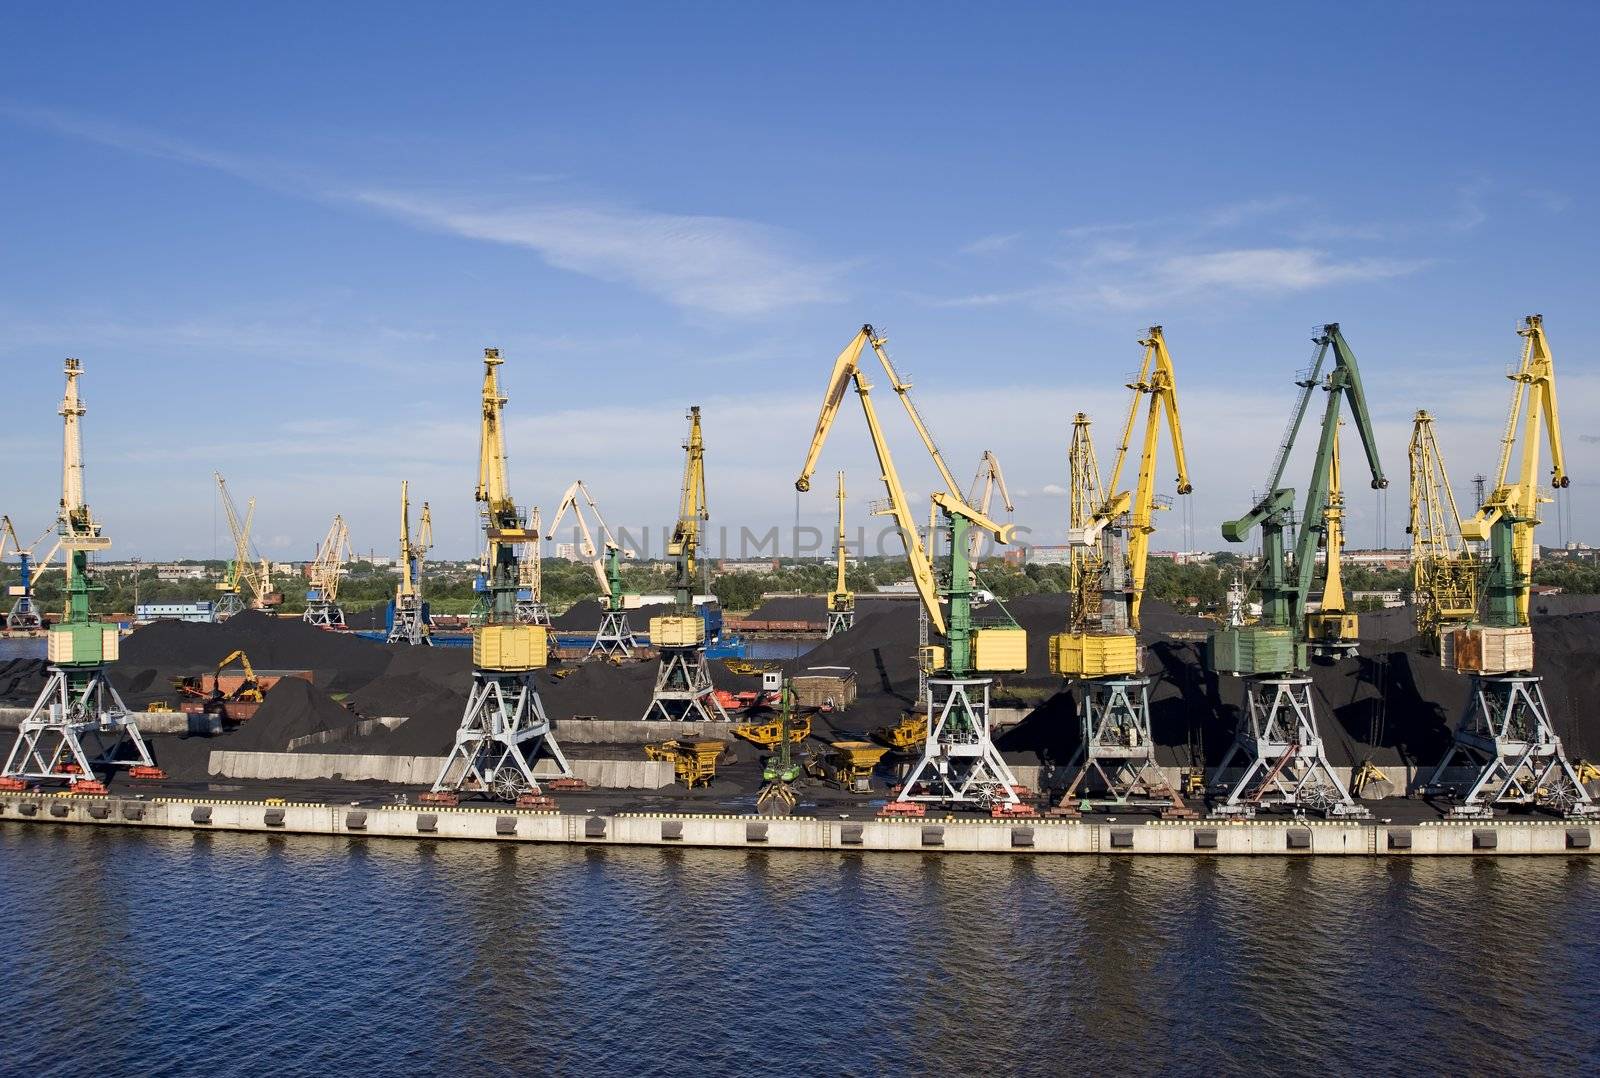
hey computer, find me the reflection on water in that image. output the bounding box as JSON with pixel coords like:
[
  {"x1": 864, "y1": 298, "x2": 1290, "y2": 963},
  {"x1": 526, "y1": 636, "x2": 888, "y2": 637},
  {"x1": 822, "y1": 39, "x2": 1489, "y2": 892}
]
[{"x1": 0, "y1": 825, "x2": 1596, "y2": 1075}]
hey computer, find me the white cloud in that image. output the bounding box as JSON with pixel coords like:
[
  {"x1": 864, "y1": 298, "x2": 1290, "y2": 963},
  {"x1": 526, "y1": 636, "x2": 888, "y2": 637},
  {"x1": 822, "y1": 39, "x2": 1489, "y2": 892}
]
[
  {"x1": 936, "y1": 245, "x2": 1428, "y2": 312},
  {"x1": 1041, "y1": 483, "x2": 1068, "y2": 496},
  {"x1": 960, "y1": 232, "x2": 1022, "y2": 255},
  {"x1": 353, "y1": 191, "x2": 837, "y2": 318},
  {"x1": 1160, "y1": 247, "x2": 1424, "y2": 293}
]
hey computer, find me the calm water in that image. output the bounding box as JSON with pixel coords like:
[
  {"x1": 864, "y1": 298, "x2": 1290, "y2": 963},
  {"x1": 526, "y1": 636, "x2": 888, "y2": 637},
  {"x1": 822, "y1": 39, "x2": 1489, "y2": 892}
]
[{"x1": 1, "y1": 826, "x2": 1596, "y2": 1076}]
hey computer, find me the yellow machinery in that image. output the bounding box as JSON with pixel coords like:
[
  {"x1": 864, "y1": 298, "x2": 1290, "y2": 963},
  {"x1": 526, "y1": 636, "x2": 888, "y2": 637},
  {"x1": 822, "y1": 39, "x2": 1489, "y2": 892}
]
[
  {"x1": 1049, "y1": 327, "x2": 1193, "y2": 815},
  {"x1": 213, "y1": 472, "x2": 280, "y2": 617},
  {"x1": 644, "y1": 737, "x2": 728, "y2": 788},
  {"x1": 874, "y1": 711, "x2": 928, "y2": 752},
  {"x1": 806, "y1": 739, "x2": 891, "y2": 793},
  {"x1": 303, "y1": 514, "x2": 352, "y2": 628},
  {"x1": 1407, "y1": 411, "x2": 1478, "y2": 647},
  {"x1": 732, "y1": 712, "x2": 812, "y2": 750},
  {"x1": 797, "y1": 324, "x2": 1025, "y2": 808},
  {"x1": 1425, "y1": 315, "x2": 1595, "y2": 817},
  {"x1": 548, "y1": 480, "x2": 639, "y2": 658},
  {"x1": 826, "y1": 470, "x2": 855, "y2": 638},
  {"x1": 644, "y1": 407, "x2": 728, "y2": 721},
  {"x1": 389, "y1": 481, "x2": 434, "y2": 645},
  {"x1": 429, "y1": 348, "x2": 572, "y2": 803},
  {"x1": 722, "y1": 658, "x2": 777, "y2": 676}
]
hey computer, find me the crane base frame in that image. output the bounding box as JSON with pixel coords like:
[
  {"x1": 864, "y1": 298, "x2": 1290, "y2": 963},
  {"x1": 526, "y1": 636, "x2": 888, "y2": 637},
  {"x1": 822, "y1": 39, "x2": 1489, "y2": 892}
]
[
  {"x1": 387, "y1": 602, "x2": 432, "y2": 646},
  {"x1": 898, "y1": 677, "x2": 1020, "y2": 807},
  {"x1": 432, "y1": 671, "x2": 571, "y2": 798},
  {"x1": 825, "y1": 609, "x2": 854, "y2": 639},
  {"x1": 643, "y1": 646, "x2": 730, "y2": 722},
  {"x1": 517, "y1": 599, "x2": 552, "y2": 627},
  {"x1": 589, "y1": 609, "x2": 639, "y2": 660},
  {"x1": 6, "y1": 598, "x2": 42, "y2": 633},
  {"x1": 2, "y1": 665, "x2": 156, "y2": 785},
  {"x1": 1209, "y1": 676, "x2": 1367, "y2": 819},
  {"x1": 1425, "y1": 674, "x2": 1597, "y2": 819},
  {"x1": 1053, "y1": 677, "x2": 1191, "y2": 815},
  {"x1": 302, "y1": 602, "x2": 346, "y2": 629}
]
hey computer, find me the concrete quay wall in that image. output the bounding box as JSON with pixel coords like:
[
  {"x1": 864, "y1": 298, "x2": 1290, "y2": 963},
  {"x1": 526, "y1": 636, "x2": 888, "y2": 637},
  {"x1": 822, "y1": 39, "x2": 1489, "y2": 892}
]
[{"x1": 2, "y1": 792, "x2": 1594, "y2": 857}]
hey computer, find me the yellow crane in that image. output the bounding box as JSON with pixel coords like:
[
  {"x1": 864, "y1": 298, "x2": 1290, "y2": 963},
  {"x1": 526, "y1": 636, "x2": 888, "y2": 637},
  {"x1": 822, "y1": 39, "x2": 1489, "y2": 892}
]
[
  {"x1": 548, "y1": 479, "x2": 639, "y2": 658},
  {"x1": 964, "y1": 450, "x2": 1014, "y2": 567},
  {"x1": 1066, "y1": 413, "x2": 1104, "y2": 633},
  {"x1": 1458, "y1": 314, "x2": 1566, "y2": 627},
  {"x1": 826, "y1": 470, "x2": 854, "y2": 638},
  {"x1": 389, "y1": 481, "x2": 434, "y2": 645},
  {"x1": 1304, "y1": 426, "x2": 1358, "y2": 652},
  {"x1": 516, "y1": 505, "x2": 551, "y2": 625},
  {"x1": 1049, "y1": 327, "x2": 1192, "y2": 816},
  {"x1": 1427, "y1": 315, "x2": 1594, "y2": 817},
  {"x1": 644, "y1": 406, "x2": 727, "y2": 721},
  {"x1": 213, "y1": 473, "x2": 279, "y2": 618},
  {"x1": 430, "y1": 347, "x2": 571, "y2": 803},
  {"x1": 303, "y1": 514, "x2": 351, "y2": 628},
  {"x1": 1407, "y1": 411, "x2": 1478, "y2": 645},
  {"x1": 797, "y1": 324, "x2": 1027, "y2": 811}
]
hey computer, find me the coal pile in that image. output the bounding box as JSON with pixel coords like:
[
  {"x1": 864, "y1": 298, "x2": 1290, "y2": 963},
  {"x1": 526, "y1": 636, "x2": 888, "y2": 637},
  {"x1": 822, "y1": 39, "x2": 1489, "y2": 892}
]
[
  {"x1": 342, "y1": 604, "x2": 389, "y2": 631},
  {"x1": 747, "y1": 595, "x2": 826, "y2": 621},
  {"x1": 228, "y1": 678, "x2": 360, "y2": 752},
  {"x1": 553, "y1": 599, "x2": 677, "y2": 631},
  {"x1": 121, "y1": 611, "x2": 391, "y2": 692},
  {"x1": 0, "y1": 658, "x2": 51, "y2": 706}
]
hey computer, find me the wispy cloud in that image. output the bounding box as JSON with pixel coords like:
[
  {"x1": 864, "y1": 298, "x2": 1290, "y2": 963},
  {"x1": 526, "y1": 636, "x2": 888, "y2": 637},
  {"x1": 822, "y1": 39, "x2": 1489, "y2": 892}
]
[
  {"x1": 0, "y1": 101, "x2": 318, "y2": 194},
  {"x1": 960, "y1": 232, "x2": 1022, "y2": 255},
  {"x1": 1041, "y1": 482, "x2": 1067, "y2": 496},
  {"x1": 1448, "y1": 179, "x2": 1490, "y2": 233},
  {"x1": 1161, "y1": 247, "x2": 1424, "y2": 292},
  {"x1": 354, "y1": 191, "x2": 838, "y2": 317},
  {"x1": 937, "y1": 244, "x2": 1427, "y2": 311},
  {"x1": 2, "y1": 101, "x2": 837, "y2": 318}
]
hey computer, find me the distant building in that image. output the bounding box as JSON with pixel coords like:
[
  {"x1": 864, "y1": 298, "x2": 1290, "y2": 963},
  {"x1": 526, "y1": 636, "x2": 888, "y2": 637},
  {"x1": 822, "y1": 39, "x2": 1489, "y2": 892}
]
[
  {"x1": 553, "y1": 543, "x2": 580, "y2": 561},
  {"x1": 1023, "y1": 545, "x2": 1072, "y2": 567},
  {"x1": 1150, "y1": 550, "x2": 1216, "y2": 565},
  {"x1": 1313, "y1": 548, "x2": 1411, "y2": 571},
  {"x1": 135, "y1": 601, "x2": 215, "y2": 624},
  {"x1": 716, "y1": 559, "x2": 780, "y2": 574},
  {"x1": 1350, "y1": 590, "x2": 1406, "y2": 608},
  {"x1": 155, "y1": 564, "x2": 208, "y2": 581}
]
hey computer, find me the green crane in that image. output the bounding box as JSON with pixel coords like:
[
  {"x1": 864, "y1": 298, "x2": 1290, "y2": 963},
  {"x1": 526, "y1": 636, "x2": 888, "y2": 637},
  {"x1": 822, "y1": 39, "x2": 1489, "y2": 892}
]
[{"x1": 1207, "y1": 324, "x2": 1386, "y2": 818}]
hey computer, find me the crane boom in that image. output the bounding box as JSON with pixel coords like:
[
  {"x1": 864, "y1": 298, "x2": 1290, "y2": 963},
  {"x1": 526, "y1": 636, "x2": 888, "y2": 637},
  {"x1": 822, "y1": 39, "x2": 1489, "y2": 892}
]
[
  {"x1": 1408, "y1": 411, "x2": 1478, "y2": 641},
  {"x1": 306, "y1": 515, "x2": 350, "y2": 603},
  {"x1": 830, "y1": 471, "x2": 852, "y2": 609},
  {"x1": 1067, "y1": 414, "x2": 1105, "y2": 634},
  {"x1": 1459, "y1": 314, "x2": 1567, "y2": 627},
  {"x1": 797, "y1": 328, "x2": 947, "y2": 634},
  {"x1": 1222, "y1": 324, "x2": 1386, "y2": 636},
  {"x1": 548, "y1": 480, "x2": 628, "y2": 600},
  {"x1": 668, "y1": 407, "x2": 708, "y2": 605}
]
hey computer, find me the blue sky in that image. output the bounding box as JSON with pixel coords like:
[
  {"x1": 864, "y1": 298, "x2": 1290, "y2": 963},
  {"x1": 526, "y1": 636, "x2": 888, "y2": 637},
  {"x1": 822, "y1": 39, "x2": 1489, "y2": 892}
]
[{"x1": 2, "y1": 2, "x2": 1597, "y2": 562}]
